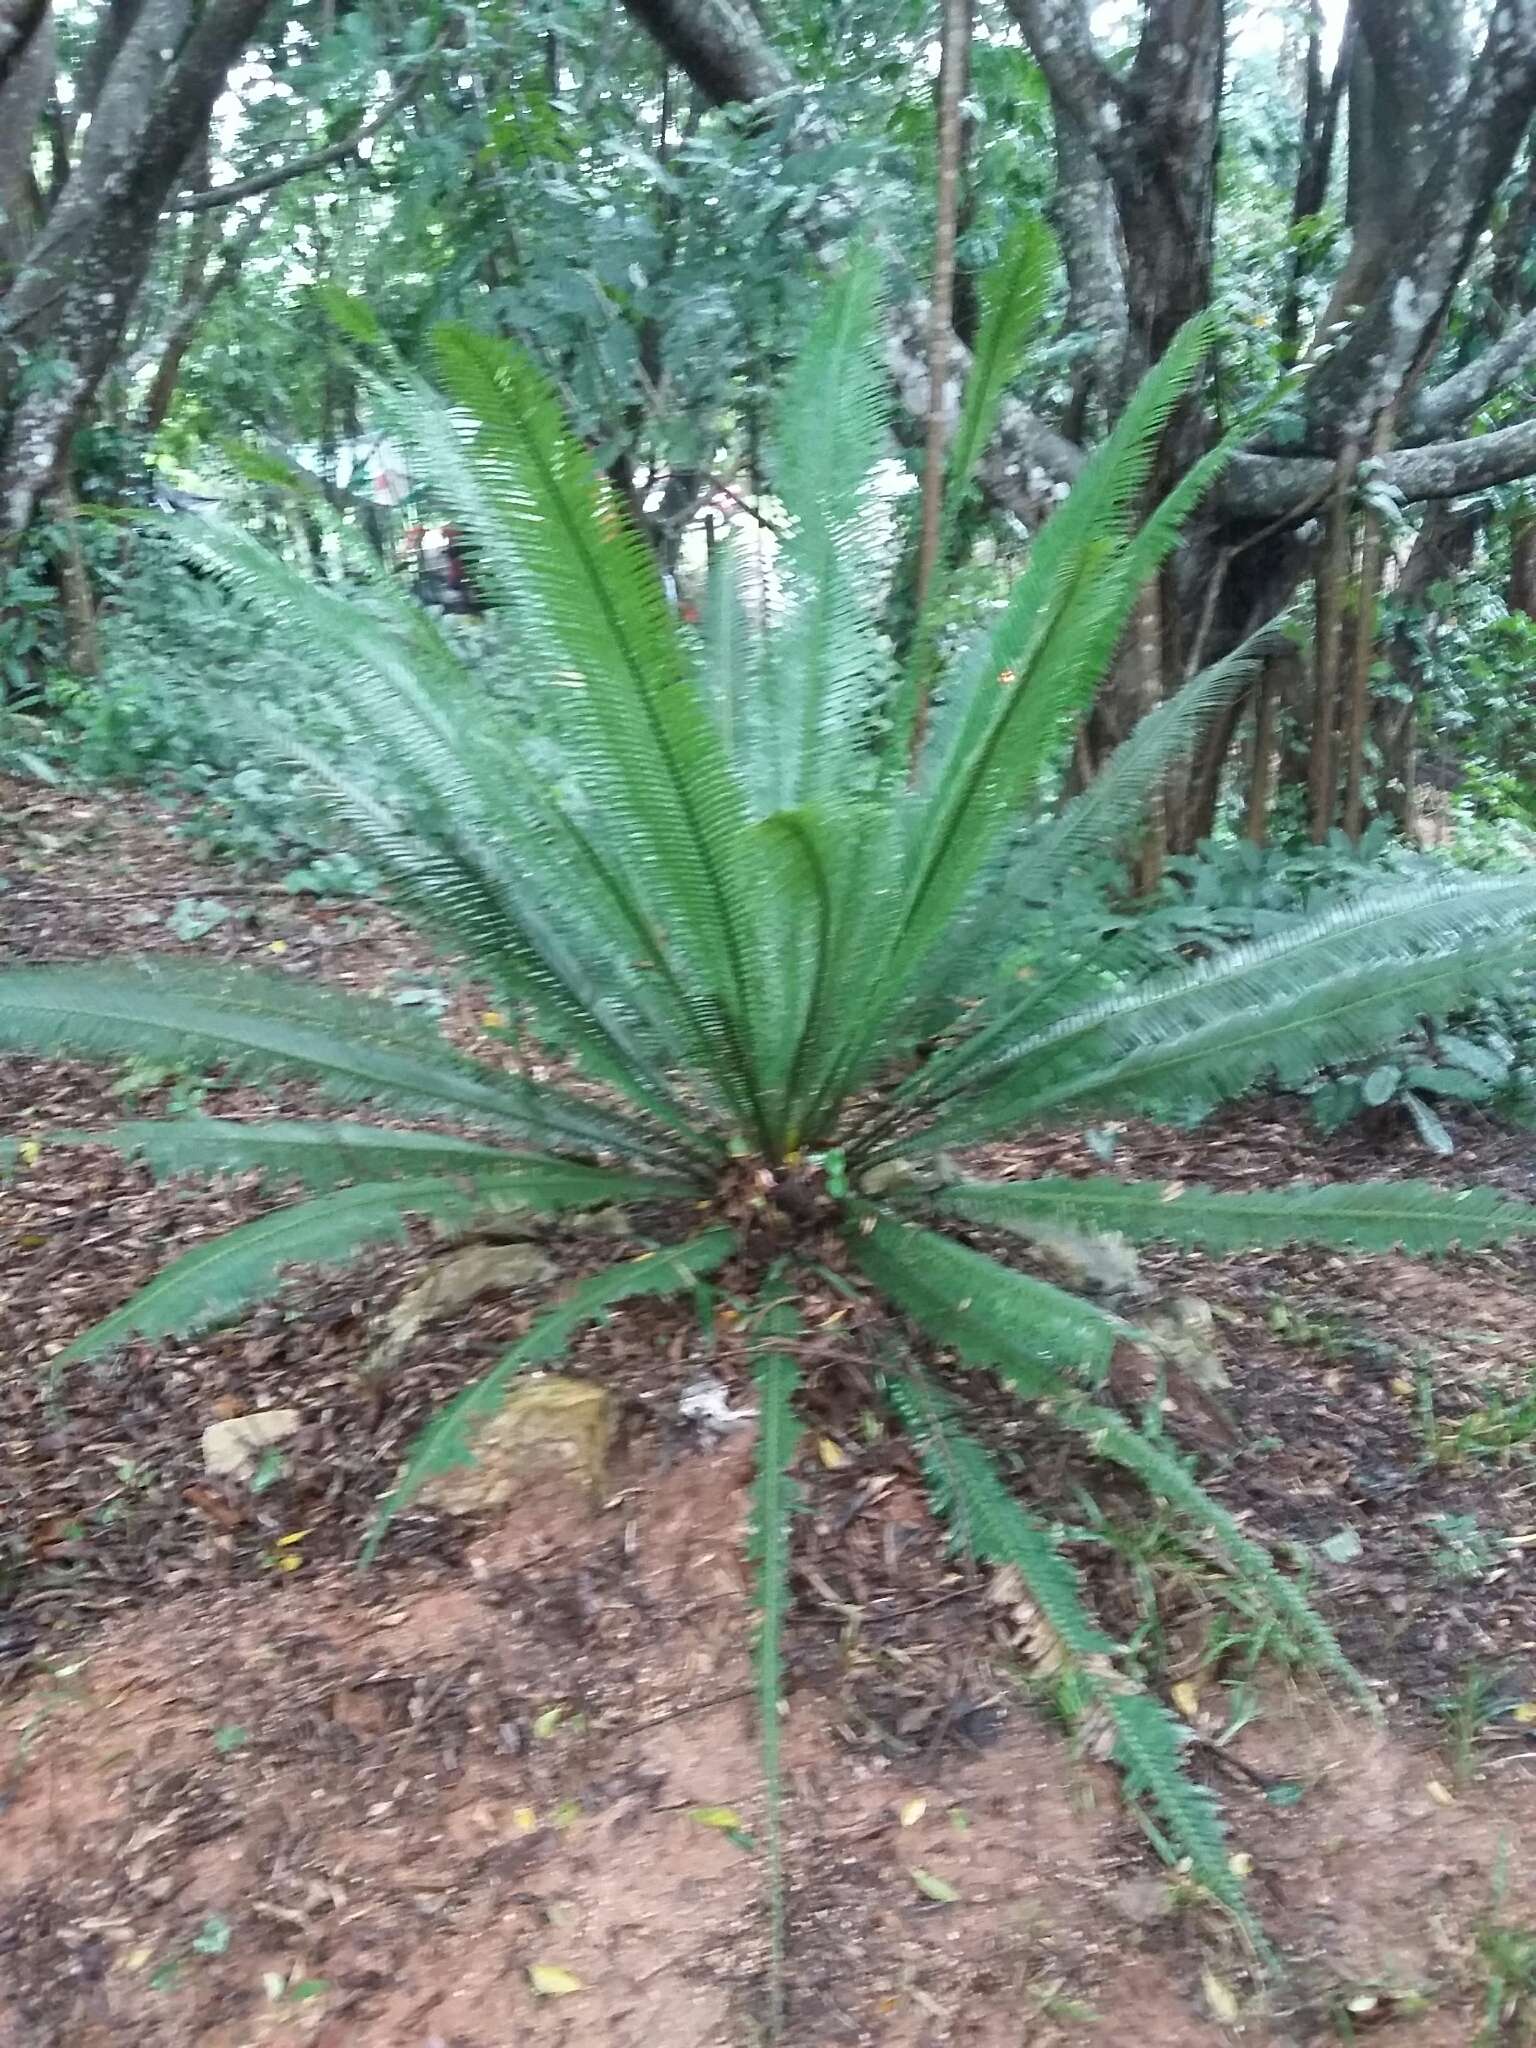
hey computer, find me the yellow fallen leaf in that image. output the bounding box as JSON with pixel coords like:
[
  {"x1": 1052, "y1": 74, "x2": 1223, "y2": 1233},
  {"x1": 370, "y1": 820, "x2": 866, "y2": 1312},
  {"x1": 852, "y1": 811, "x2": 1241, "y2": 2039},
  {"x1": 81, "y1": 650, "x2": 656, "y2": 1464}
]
[
  {"x1": 18, "y1": 1139, "x2": 41, "y2": 1166},
  {"x1": 527, "y1": 1963, "x2": 583, "y2": 1998},
  {"x1": 908, "y1": 1867, "x2": 960, "y2": 1905},
  {"x1": 275, "y1": 1529, "x2": 309, "y2": 1547},
  {"x1": 275, "y1": 1552, "x2": 303, "y2": 1572},
  {"x1": 512, "y1": 1806, "x2": 538, "y2": 1833},
  {"x1": 1201, "y1": 1967, "x2": 1239, "y2": 2023},
  {"x1": 267, "y1": 940, "x2": 287, "y2": 955},
  {"x1": 898, "y1": 1797, "x2": 927, "y2": 1828},
  {"x1": 1513, "y1": 1703, "x2": 1536, "y2": 1724},
  {"x1": 1390, "y1": 1376, "x2": 1416, "y2": 1397},
  {"x1": 1228, "y1": 1851, "x2": 1253, "y2": 1879},
  {"x1": 1426, "y1": 1779, "x2": 1455, "y2": 1807},
  {"x1": 817, "y1": 1437, "x2": 848, "y2": 1470},
  {"x1": 123, "y1": 1946, "x2": 154, "y2": 1973},
  {"x1": 687, "y1": 1806, "x2": 742, "y2": 1831},
  {"x1": 532, "y1": 1706, "x2": 564, "y2": 1739},
  {"x1": 1170, "y1": 1680, "x2": 1201, "y2": 1719},
  {"x1": 481, "y1": 1010, "x2": 508, "y2": 1028}
]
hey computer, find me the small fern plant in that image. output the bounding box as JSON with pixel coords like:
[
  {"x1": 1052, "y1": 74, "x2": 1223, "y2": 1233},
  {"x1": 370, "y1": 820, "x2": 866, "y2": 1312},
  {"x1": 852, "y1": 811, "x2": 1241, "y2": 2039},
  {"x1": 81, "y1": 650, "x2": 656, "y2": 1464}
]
[{"x1": 8, "y1": 235, "x2": 1536, "y2": 1983}]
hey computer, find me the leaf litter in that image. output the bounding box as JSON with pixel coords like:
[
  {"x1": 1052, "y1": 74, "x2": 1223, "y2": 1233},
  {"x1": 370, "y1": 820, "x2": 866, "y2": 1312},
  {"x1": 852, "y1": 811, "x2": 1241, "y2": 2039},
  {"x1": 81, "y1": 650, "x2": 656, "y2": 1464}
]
[{"x1": 5, "y1": 774, "x2": 1536, "y2": 2043}]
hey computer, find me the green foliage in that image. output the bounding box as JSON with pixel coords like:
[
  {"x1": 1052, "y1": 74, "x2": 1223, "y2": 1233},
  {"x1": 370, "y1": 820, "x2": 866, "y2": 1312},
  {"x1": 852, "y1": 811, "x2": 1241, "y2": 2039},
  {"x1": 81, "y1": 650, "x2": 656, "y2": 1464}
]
[
  {"x1": 935, "y1": 1176, "x2": 1536, "y2": 1257},
  {"x1": 1104, "y1": 830, "x2": 1536, "y2": 1152},
  {"x1": 889, "y1": 1371, "x2": 1250, "y2": 1934},
  {"x1": 8, "y1": 257, "x2": 1536, "y2": 1986},
  {"x1": 746, "y1": 1304, "x2": 803, "y2": 2034}
]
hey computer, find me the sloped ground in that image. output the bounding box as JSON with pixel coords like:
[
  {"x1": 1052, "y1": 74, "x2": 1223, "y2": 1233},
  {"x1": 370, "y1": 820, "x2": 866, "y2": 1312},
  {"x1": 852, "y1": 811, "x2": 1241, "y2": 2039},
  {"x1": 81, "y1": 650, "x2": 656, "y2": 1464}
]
[{"x1": 3, "y1": 772, "x2": 1536, "y2": 2047}]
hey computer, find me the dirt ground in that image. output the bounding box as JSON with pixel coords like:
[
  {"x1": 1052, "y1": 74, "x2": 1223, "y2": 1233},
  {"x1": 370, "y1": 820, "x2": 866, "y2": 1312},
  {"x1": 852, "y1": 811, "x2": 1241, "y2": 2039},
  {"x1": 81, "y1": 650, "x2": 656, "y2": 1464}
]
[{"x1": 4, "y1": 773, "x2": 1536, "y2": 2048}]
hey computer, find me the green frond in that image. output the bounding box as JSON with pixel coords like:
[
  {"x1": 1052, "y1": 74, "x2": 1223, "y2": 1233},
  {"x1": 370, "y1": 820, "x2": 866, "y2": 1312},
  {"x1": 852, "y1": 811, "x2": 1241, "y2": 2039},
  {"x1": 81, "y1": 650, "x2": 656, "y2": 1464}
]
[
  {"x1": 765, "y1": 244, "x2": 892, "y2": 809},
  {"x1": 421, "y1": 327, "x2": 768, "y2": 1082},
  {"x1": 4, "y1": 1118, "x2": 695, "y2": 1205},
  {"x1": 887, "y1": 1371, "x2": 1248, "y2": 1929},
  {"x1": 896, "y1": 876, "x2": 1536, "y2": 1155},
  {"x1": 1, "y1": 1118, "x2": 516, "y2": 1189},
  {"x1": 1099, "y1": 1689, "x2": 1252, "y2": 1933},
  {"x1": 1061, "y1": 1400, "x2": 1375, "y2": 1713},
  {"x1": 0, "y1": 963, "x2": 676, "y2": 1165},
  {"x1": 896, "y1": 217, "x2": 1056, "y2": 738},
  {"x1": 936, "y1": 1175, "x2": 1536, "y2": 1256},
  {"x1": 182, "y1": 518, "x2": 736, "y2": 1145},
  {"x1": 889, "y1": 636, "x2": 1267, "y2": 1055},
  {"x1": 942, "y1": 218, "x2": 1056, "y2": 543},
  {"x1": 51, "y1": 1175, "x2": 493, "y2": 1369},
  {"x1": 1030, "y1": 634, "x2": 1271, "y2": 897},
  {"x1": 805, "y1": 318, "x2": 1225, "y2": 1120},
  {"x1": 888, "y1": 1370, "x2": 1116, "y2": 1655},
  {"x1": 699, "y1": 536, "x2": 767, "y2": 791},
  {"x1": 748, "y1": 1296, "x2": 803, "y2": 2032},
  {"x1": 848, "y1": 1211, "x2": 1129, "y2": 1390},
  {"x1": 362, "y1": 1226, "x2": 737, "y2": 1561}
]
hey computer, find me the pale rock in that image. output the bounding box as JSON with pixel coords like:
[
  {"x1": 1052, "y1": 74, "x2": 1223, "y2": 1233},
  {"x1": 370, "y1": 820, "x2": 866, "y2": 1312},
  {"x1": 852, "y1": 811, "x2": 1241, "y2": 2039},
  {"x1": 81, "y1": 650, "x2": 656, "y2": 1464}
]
[
  {"x1": 368, "y1": 1242, "x2": 558, "y2": 1372},
  {"x1": 418, "y1": 1374, "x2": 613, "y2": 1515},
  {"x1": 202, "y1": 1407, "x2": 300, "y2": 1481}
]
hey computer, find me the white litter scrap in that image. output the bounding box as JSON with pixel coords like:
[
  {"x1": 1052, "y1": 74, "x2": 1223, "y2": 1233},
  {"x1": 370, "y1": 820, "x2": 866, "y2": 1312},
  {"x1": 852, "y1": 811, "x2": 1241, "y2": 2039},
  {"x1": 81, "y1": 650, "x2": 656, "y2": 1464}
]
[{"x1": 677, "y1": 1374, "x2": 757, "y2": 1433}]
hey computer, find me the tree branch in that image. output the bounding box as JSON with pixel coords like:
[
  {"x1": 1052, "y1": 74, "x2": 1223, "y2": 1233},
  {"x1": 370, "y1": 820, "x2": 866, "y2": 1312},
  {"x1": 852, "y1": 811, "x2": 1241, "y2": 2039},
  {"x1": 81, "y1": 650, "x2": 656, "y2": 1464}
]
[
  {"x1": 617, "y1": 0, "x2": 791, "y2": 104},
  {"x1": 1223, "y1": 410, "x2": 1536, "y2": 521},
  {"x1": 172, "y1": 43, "x2": 442, "y2": 213},
  {"x1": 1303, "y1": 0, "x2": 1536, "y2": 439},
  {"x1": 1408, "y1": 304, "x2": 1536, "y2": 438},
  {"x1": 999, "y1": 0, "x2": 1125, "y2": 163}
]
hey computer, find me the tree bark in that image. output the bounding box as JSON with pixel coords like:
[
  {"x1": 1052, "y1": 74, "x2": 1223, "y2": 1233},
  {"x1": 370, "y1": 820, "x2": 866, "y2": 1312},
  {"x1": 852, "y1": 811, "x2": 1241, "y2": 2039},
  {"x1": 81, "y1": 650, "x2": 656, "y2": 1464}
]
[
  {"x1": 0, "y1": 0, "x2": 272, "y2": 546},
  {"x1": 1307, "y1": 448, "x2": 1360, "y2": 841}
]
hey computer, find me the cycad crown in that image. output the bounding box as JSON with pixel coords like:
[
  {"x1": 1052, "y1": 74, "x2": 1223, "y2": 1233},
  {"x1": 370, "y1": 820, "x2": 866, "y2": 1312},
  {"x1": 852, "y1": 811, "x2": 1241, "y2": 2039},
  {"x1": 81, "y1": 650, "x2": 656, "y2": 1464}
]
[{"x1": 6, "y1": 237, "x2": 1536, "y2": 1962}]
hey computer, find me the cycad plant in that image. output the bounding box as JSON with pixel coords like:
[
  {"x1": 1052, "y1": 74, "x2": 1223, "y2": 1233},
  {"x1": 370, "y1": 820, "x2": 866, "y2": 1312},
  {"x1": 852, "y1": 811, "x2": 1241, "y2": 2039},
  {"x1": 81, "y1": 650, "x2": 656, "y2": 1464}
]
[{"x1": 9, "y1": 239, "x2": 1536, "y2": 1987}]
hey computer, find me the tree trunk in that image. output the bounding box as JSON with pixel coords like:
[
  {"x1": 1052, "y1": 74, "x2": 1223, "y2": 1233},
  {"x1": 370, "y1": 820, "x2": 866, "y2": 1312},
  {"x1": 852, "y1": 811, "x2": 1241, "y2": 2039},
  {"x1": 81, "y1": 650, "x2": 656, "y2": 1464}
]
[
  {"x1": 910, "y1": 0, "x2": 970, "y2": 767},
  {"x1": 1307, "y1": 449, "x2": 1360, "y2": 840},
  {"x1": 46, "y1": 479, "x2": 101, "y2": 677},
  {"x1": 0, "y1": 0, "x2": 271, "y2": 548}
]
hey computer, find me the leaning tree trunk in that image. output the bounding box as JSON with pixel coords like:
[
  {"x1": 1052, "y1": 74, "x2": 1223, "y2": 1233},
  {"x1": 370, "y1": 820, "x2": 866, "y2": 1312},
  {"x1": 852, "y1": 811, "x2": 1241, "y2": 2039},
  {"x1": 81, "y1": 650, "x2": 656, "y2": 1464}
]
[{"x1": 0, "y1": 0, "x2": 271, "y2": 550}]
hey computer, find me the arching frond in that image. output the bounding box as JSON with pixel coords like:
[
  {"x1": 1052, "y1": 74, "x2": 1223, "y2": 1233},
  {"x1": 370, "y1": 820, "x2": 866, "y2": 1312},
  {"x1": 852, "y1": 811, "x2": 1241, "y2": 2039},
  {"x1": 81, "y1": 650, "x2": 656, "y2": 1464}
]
[
  {"x1": 52, "y1": 1176, "x2": 494, "y2": 1369},
  {"x1": 0, "y1": 963, "x2": 676, "y2": 1163},
  {"x1": 935, "y1": 1175, "x2": 1536, "y2": 1255},
  {"x1": 847, "y1": 1211, "x2": 1130, "y2": 1389}
]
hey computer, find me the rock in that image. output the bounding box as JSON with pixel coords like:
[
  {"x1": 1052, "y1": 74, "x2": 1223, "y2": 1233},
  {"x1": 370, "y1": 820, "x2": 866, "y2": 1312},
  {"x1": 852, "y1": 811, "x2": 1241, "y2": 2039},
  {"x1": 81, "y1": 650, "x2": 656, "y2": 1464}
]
[
  {"x1": 418, "y1": 1374, "x2": 614, "y2": 1515},
  {"x1": 1016, "y1": 1224, "x2": 1145, "y2": 1300},
  {"x1": 368, "y1": 1242, "x2": 559, "y2": 1372},
  {"x1": 1135, "y1": 1294, "x2": 1230, "y2": 1391},
  {"x1": 1111, "y1": 1876, "x2": 1177, "y2": 1926},
  {"x1": 201, "y1": 1407, "x2": 300, "y2": 1481}
]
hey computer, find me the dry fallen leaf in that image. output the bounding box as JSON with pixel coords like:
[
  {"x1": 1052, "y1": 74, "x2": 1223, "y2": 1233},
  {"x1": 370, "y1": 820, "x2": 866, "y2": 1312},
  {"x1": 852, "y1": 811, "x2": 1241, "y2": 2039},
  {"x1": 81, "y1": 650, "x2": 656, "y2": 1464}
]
[
  {"x1": 1426, "y1": 1779, "x2": 1455, "y2": 1807},
  {"x1": 1227, "y1": 1851, "x2": 1253, "y2": 1879},
  {"x1": 1512, "y1": 1703, "x2": 1536, "y2": 1725},
  {"x1": 512, "y1": 1806, "x2": 538, "y2": 1833},
  {"x1": 898, "y1": 1797, "x2": 928, "y2": 1828},
  {"x1": 527, "y1": 1963, "x2": 583, "y2": 1998},
  {"x1": 1170, "y1": 1680, "x2": 1201, "y2": 1719},
  {"x1": 817, "y1": 1436, "x2": 849, "y2": 1470},
  {"x1": 1201, "y1": 1967, "x2": 1240, "y2": 2024}
]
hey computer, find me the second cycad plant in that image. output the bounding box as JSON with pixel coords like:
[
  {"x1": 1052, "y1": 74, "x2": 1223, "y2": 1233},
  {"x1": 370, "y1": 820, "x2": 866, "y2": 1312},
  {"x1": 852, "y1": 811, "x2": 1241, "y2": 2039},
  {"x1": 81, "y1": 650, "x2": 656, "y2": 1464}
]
[{"x1": 8, "y1": 232, "x2": 1536, "y2": 1997}]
